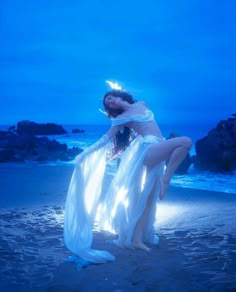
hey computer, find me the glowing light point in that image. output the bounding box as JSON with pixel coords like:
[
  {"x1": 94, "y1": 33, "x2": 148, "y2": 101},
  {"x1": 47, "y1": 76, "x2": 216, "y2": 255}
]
[{"x1": 106, "y1": 80, "x2": 122, "y2": 90}]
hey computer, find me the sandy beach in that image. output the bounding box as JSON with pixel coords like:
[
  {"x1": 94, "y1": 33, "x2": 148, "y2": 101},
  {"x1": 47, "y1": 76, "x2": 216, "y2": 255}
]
[{"x1": 0, "y1": 163, "x2": 236, "y2": 291}]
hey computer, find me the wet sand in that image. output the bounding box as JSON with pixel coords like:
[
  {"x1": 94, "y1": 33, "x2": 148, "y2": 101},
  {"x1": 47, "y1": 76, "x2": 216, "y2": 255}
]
[{"x1": 0, "y1": 163, "x2": 236, "y2": 291}]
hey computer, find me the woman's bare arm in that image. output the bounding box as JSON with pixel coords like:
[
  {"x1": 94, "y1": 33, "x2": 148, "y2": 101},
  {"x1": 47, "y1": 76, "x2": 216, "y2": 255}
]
[{"x1": 105, "y1": 124, "x2": 124, "y2": 140}]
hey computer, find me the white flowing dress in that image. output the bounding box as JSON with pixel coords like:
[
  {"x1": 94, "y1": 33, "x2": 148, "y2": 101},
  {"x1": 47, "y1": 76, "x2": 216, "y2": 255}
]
[{"x1": 64, "y1": 110, "x2": 165, "y2": 263}]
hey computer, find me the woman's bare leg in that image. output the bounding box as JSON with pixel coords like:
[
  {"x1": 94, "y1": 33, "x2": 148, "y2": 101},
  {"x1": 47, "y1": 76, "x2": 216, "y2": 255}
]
[
  {"x1": 132, "y1": 136, "x2": 192, "y2": 251},
  {"x1": 144, "y1": 136, "x2": 192, "y2": 200},
  {"x1": 132, "y1": 176, "x2": 157, "y2": 251}
]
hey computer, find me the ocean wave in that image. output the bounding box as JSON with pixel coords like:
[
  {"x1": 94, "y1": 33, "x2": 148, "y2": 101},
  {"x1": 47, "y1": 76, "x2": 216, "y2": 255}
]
[{"x1": 171, "y1": 166, "x2": 236, "y2": 194}]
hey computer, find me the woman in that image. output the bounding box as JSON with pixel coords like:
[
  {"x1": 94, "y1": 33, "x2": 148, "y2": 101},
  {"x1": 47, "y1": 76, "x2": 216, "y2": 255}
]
[{"x1": 64, "y1": 90, "x2": 192, "y2": 263}]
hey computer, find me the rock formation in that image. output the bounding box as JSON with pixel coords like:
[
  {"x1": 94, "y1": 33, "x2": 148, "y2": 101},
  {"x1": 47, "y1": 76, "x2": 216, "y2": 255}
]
[{"x1": 193, "y1": 114, "x2": 236, "y2": 172}]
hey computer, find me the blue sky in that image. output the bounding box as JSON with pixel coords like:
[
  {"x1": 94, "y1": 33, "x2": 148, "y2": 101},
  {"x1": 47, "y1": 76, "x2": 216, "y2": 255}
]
[{"x1": 1, "y1": 0, "x2": 235, "y2": 126}]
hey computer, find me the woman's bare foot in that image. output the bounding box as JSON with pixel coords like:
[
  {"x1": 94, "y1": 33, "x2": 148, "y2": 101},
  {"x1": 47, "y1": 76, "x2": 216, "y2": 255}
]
[
  {"x1": 159, "y1": 175, "x2": 170, "y2": 200},
  {"x1": 132, "y1": 240, "x2": 151, "y2": 252}
]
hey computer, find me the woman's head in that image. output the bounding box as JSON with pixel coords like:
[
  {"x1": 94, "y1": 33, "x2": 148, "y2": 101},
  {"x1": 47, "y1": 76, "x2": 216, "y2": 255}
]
[
  {"x1": 103, "y1": 90, "x2": 135, "y2": 118},
  {"x1": 102, "y1": 90, "x2": 136, "y2": 157}
]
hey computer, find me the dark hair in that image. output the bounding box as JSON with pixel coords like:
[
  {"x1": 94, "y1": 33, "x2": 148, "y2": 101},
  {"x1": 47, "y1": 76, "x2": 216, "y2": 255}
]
[
  {"x1": 103, "y1": 90, "x2": 136, "y2": 158},
  {"x1": 103, "y1": 90, "x2": 135, "y2": 118}
]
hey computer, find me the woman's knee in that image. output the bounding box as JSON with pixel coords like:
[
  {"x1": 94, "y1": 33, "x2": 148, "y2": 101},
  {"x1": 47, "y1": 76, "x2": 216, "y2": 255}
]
[{"x1": 181, "y1": 136, "x2": 192, "y2": 150}]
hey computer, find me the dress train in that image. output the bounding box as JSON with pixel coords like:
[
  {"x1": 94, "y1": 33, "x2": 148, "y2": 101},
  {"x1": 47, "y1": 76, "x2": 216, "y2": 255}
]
[{"x1": 64, "y1": 135, "x2": 165, "y2": 263}]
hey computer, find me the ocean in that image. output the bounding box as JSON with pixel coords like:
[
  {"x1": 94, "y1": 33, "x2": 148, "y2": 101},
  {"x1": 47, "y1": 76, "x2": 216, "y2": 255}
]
[{"x1": 1, "y1": 123, "x2": 236, "y2": 194}]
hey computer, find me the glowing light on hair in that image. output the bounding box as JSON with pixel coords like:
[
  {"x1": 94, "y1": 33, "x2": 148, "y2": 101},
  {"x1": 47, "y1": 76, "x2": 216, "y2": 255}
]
[
  {"x1": 105, "y1": 80, "x2": 122, "y2": 90},
  {"x1": 98, "y1": 80, "x2": 123, "y2": 115}
]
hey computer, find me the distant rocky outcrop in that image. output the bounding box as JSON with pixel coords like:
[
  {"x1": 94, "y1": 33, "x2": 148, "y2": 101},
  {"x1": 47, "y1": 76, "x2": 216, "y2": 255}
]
[
  {"x1": 0, "y1": 129, "x2": 82, "y2": 163},
  {"x1": 8, "y1": 125, "x2": 16, "y2": 132},
  {"x1": 193, "y1": 113, "x2": 236, "y2": 172},
  {"x1": 16, "y1": 120, "x2": 67, "y2": 135},
  {"x1": 72, "y1": 128, "x2": 85, "y2": 134},
  {"x1": 166, "y1": 132, "x2": 193, "y2": 174}
]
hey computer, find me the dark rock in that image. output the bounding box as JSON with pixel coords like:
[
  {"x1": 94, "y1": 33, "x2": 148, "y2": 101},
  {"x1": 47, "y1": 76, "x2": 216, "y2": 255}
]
[
  {"x1": 7, "y1": 133, "x2": 36, "y2": 150},
  {"x1": 72, "y1": 128, "x2": 85, "y2": 133},
  {"x1": 16, "y1": 120, "x2": 67, "y2": 135},
  {"x1": 193, "y1": 114, "x2": 236, "y2": 172},
  {"x1": 8, "y1": 125, "x2": 16, "y2": 132},
  {"x1": 0, "y1": 131, "x2": 11, "y2": 148},
  {"x1": 0, "y1": 127, "x2": 81, "y2": 163},
  {"x1": 0, "y1": 149, "x2": 15, "y2": 162},
  {"x1": 0, "y1": 130, "x2": 11, "y2": 137}
]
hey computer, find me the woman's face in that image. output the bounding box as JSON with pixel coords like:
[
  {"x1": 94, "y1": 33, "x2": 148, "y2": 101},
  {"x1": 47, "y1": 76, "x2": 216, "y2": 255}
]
[{"x1": 104, "y1": 95, "x2": 122, "y2": 109}]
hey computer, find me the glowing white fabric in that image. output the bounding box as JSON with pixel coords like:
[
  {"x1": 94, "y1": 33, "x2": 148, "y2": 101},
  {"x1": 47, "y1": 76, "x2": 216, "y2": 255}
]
[{"x1": 64, "y1": 135, "x2": 165, "y2": 263}]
